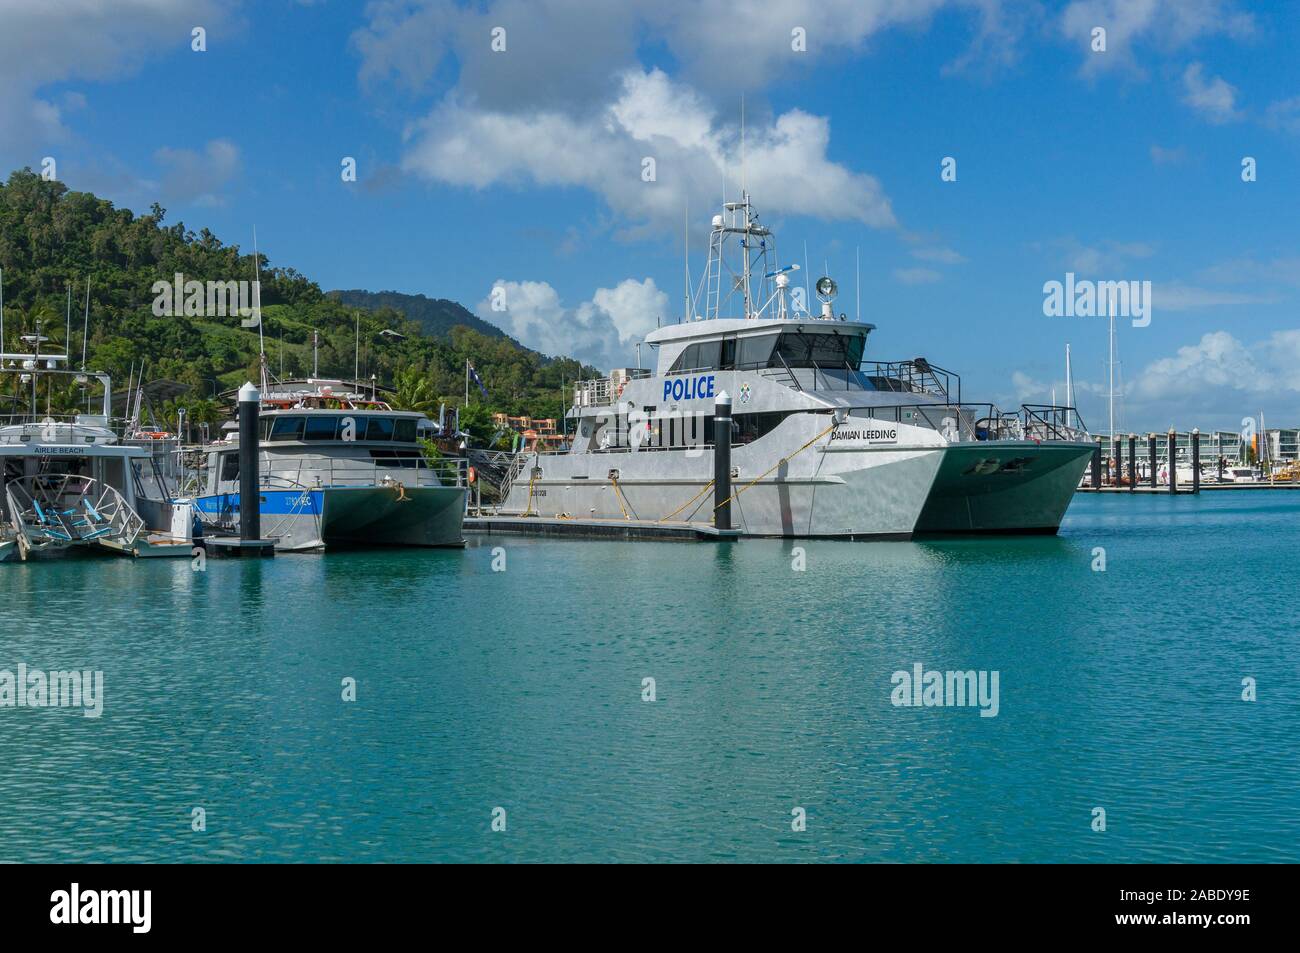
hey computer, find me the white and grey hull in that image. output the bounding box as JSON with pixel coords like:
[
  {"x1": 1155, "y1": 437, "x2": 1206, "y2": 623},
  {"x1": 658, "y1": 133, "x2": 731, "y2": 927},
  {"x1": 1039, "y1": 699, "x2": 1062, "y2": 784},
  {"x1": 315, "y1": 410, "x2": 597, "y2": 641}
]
[
  {"x1": 498, "y1": 422, "x2": 1090, "y2": 539},
  {"x1": 198, "y1": 485, "x2": 467, "y2": 551}
]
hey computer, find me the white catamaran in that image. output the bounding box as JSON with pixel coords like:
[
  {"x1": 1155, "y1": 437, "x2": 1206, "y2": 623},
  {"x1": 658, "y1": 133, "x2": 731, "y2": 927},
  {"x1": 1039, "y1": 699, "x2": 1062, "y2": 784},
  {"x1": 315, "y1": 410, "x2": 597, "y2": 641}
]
[{"x1": 496, "y1": 196, "x2": 1094, "y2": 538}]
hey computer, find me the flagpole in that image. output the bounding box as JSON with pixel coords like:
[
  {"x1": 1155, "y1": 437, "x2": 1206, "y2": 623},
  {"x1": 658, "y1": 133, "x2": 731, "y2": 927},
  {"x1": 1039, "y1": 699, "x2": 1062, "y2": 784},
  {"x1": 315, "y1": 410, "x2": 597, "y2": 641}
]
[{"x1": 465, "y1": 359, "x2": 469, "y2": 407}]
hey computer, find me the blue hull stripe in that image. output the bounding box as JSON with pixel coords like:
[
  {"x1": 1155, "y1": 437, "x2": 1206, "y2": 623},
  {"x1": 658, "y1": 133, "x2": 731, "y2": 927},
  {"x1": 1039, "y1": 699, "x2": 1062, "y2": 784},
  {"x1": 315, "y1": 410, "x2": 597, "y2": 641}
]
[{"x1": 195, "y1": 490, "x2": 324, "y2": 516}]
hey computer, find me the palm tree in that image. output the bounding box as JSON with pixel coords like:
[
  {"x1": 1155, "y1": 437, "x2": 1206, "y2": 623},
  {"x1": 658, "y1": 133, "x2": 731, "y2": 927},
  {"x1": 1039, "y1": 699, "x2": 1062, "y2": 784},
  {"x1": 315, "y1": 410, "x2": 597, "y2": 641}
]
[{"x1": 391, "y1": 366, "x2": 437, "y2": 416}]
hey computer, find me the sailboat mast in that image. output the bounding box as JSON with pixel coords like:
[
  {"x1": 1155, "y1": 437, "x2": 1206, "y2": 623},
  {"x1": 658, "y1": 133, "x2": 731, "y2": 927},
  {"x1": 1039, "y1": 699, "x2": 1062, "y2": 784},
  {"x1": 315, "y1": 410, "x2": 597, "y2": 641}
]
[
  {"x1": 1065, "y1": 343, "x2": 1073, "y2": 409},
  {"x1": 1107, "y1": 312, "x2": 1116, "y2": 439}
]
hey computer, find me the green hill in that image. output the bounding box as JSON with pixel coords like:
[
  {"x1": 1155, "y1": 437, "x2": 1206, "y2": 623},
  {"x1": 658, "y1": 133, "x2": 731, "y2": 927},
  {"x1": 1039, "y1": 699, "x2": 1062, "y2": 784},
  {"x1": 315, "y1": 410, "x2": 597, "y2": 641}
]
[
  {"x1": 0, "y1": 168, "x2": 594, "y2": 438},
  {"x1": 328, "y1": 289, "x2": 514, "y2": 344}
]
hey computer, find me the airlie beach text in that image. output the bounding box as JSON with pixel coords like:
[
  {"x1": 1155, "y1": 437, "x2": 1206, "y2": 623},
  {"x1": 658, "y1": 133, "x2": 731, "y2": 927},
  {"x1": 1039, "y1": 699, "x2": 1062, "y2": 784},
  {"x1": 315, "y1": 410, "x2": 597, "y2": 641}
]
[{"x1": 0, "y1": 664, "x2": 104, "y2": 718}]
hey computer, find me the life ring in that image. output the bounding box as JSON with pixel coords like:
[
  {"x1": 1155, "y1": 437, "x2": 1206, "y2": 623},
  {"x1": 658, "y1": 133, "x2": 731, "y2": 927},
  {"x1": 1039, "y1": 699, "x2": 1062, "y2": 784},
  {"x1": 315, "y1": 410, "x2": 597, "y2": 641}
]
[
  {"x1": 467, "y1": 466, "x2": 477, "y2": 484},
  {"x1": 616, "y1": 381, "x2": 625, "y2": 397}
]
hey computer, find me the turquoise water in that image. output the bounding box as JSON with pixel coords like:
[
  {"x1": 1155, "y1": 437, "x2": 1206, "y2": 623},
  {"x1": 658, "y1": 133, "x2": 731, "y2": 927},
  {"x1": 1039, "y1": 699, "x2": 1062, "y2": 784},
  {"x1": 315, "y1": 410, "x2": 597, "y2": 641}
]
[{"x1": 1, "y1": 492, "x2": 1296, "y2": 863}]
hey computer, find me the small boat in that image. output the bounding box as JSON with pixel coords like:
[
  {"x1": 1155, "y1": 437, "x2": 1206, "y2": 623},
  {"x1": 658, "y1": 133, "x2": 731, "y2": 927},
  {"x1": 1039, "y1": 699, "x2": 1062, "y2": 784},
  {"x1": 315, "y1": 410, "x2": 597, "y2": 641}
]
[{"x1": 1, "y1": 417, "x2": 196, "y2": 562}]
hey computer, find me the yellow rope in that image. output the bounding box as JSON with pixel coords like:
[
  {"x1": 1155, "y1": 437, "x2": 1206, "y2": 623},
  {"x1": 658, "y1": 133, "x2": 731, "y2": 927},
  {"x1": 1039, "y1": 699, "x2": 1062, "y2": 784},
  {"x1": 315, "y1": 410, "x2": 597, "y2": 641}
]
[
  {"x1": 522, "y1": 469, "x2": 537, "y2": 517},
  {"x1": 610, "y1": 473, "x2": 631, "y2": 520},
  {"x1": 658, "y1": 478, "x2": 715, "y2": 523},
  {"x1": 714, "y1": 421, "x2": 838, "y2": 515}
]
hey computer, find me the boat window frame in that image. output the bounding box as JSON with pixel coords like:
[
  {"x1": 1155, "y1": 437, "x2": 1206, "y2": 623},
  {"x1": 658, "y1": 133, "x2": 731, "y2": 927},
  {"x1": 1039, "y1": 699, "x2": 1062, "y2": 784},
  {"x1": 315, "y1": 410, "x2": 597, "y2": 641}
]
[
  {"x1": 303, "y1": 416, "x2": 340, "y2": 441},
  {"x1": 268, "y1": 416, "x2": 306, "y2": 442}
]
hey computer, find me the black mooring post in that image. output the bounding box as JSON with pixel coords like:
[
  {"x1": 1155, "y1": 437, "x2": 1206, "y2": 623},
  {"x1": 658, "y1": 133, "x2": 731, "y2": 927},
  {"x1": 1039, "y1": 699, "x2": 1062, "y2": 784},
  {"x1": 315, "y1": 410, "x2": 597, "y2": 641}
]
[
  {"x1": 1167, "y1": 428, "x2": 1178, "y2": 494},
  {"x1": 1192, "y1": 428, "x2": 1201, "y2": 494},
  {"x1": 713, "y1": 391, "x2": 732, "y2": 530},
  {"x1": 1148, "y1": 433, "x2": 1158, "y2": 488},
  {"x1": 1091, "y1": 438, "x2": 1102, "y2": 489},
  {"x1": 1112, "y1": 437, "x2": 1121, "y2": 486},
  {"x1": 1128, "y1": 434, "x2": 1137, "y2": 493},
  {"x1": 238, "y1": 381, "x2": 261, "y2": 541}
]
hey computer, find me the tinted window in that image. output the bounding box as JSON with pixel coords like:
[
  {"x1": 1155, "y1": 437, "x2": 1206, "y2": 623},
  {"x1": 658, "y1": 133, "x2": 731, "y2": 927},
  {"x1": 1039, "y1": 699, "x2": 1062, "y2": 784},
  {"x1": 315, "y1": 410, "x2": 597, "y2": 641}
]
[
  {"x1": 303, "y1": 416, "x2": 339, "y2": 440},
  {"x1": 696, "y1": 339, "x2": 721, "y2": 370},
  {"x1": 733, "y1": 411, "x2": 796, "y2": 444},
  {"x1": 771, "y1": 332, "x2": 864, "y2": 369},
  {"x1": 719, "y1": 337, "x2": 737, "y2": 369},
  {"x1": 268, "y1": 416, "x2": 305, "y2": 441},
  {"x1": 365, "y1": 417, "x2": 394, "y2": 441},
  {"x1": 392, "y1": 418, "x2": 417, "y2": 443},
  {"x1": 220, "y1": 454, "x2": 239, "y2": 481},
  {"x1": 737, "y1": 333, "x2": 778, "y2": 368}
]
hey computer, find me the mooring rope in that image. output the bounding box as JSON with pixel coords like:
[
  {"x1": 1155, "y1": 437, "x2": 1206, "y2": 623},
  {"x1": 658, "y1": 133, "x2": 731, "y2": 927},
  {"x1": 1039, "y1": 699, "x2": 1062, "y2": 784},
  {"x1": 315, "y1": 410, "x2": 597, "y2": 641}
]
[
  {"x1": 658, "y1": 478, "x2": 715, "y2": 523},
  {"x1": 713, "y1": 421, "x2": 839, "y2": 516}
]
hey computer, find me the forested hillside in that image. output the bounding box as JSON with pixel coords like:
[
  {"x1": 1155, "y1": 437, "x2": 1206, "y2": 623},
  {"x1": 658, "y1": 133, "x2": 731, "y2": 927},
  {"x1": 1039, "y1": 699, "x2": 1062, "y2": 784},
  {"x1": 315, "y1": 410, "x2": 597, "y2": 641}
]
[
  {"x1": 0, "y1": 169, "x2": 592, "y2": 435},
  {"x1": 328, "y1": 289, "x2": 510, "y2": 342}
]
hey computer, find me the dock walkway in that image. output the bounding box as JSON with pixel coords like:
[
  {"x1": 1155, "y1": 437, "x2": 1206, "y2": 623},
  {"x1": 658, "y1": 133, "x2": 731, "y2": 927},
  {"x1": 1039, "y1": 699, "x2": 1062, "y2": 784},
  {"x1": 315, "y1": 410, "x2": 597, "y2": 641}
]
[{"x1": 464, "y1": 515, "x2": 739, "y2": 541}]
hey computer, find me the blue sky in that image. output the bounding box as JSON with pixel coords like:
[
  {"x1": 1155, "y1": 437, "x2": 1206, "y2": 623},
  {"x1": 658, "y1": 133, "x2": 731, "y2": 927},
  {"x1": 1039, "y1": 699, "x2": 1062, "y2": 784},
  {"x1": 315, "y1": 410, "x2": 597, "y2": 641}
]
[{"x1": 2, "y1": 0, "x2": 1298, "y2": 431}]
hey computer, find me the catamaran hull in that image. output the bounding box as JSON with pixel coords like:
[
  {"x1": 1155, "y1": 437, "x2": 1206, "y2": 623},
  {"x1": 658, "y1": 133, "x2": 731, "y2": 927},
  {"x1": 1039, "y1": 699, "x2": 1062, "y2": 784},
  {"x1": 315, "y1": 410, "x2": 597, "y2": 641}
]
[
  {"x1": 912, "y1": 441, "x2": 1094, "y2": 535},
  {"x1": 499, "y1": 444, "x2": 944, "y2": 539},
  {"x1": 197, "y1": 486, "x2": 467, "y2": 551},
  {"x1": 318, "y1": 485, "x2": 467, "y2": 548}
]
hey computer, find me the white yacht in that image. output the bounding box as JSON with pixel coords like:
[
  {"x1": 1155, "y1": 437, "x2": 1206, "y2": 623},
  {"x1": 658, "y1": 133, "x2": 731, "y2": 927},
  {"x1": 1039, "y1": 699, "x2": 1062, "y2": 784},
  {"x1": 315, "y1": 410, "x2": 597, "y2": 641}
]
[
  {"x1": 194, "y1": 380, "x2": 467, "y2": 551},
  {"x1": 1, "y1": 359, "x2": 195, "y2": 561},
  {"x1": 496, "y1": 196, "x2": 1094, "y2": 538}
]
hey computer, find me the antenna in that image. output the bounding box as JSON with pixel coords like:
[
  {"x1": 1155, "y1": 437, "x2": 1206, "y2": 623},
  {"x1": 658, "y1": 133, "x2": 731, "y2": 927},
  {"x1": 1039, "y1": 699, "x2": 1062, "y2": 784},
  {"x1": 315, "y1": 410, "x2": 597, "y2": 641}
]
[
  {"x1": 81, "y1": 278, "x2": 91, "y2": 369},
  {"x1": 253, "y1": 226, "x2": 267, "y2": 392},
  {"x1": 740, "y1": 93, "x2": 746, "y2": 201},
  {"x1": 855, "y1": 246, "x2": 861, "y2": 323},
  {"x1": 1065, "y1": 343, "x2": 1073, "y2": 409},
  {"x1": 354, "y1": 311, "x2": 360, "y2": 383},
  {"x1": 1107, "y1": 310, "x2": 1117, "y2": 438},
  {"x1": 683, "y1": 204, "x2": 690, "y2": 323},
  {"x1": 65, "y1": 283, "x2": 72, "y2": 357},
  {"x1": 803, "y1": 241, "x2": 811, "y2": 315},
  {"x1": 0, "y1": 266, "x2": 4, "y2": 357}
]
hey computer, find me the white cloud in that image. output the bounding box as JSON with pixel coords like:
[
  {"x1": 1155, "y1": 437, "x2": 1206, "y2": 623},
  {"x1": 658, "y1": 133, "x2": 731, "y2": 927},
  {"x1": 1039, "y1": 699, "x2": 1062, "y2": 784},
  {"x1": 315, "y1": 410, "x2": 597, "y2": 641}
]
[
  {"x1": 1149, "y1": 144, "x2": 1186, "y2": 165},
  {"x1": 402, "y1": 68, "x2": 895, "y2": 239},
  {"x1": 154, "y1": 139, "x2": 241, "y2": 207},
  {"x1": 1048, "y1": 237, "x2": 1156, "y2": 274},
  {"x1": 910, "y1": 246, "x2": 966, "y2": 264},
  {"x1": 1060, "y1": 1, "x2": 1253, "y2": 77},
  {"x1": 1121, "y1": 329, "x2": 1300, "y2": 425},
  {"x1": 476, "y1": 277, "x2": 667, "y2": 368},
  {"x1": 0, "y1": 0, "x2": 226, "y2": 162},
  {"x1": 893, "y1": 267, "x2": 942, "y2": 285},
  {"x1": 1264, "y1": 96, "x2": 1300, "y2": 135},
  {"x1": 1011, "y1": 370, "x2": 1046, "y2": 400},
  {"x1": 354, "y1": 0, "x2": 1010, "y2": 106},
  {"x1": 1150, "y1": 283, "x2": 1273, "y2": 311},
  {"x1": 1181, "y1": 62, "x2": 1240, "y2": 124},
  {"x1": 1132, "y1": 331, "x2": 1261, "y2": 400},
  {"x1": 590, "y1": 278, "x2": 669, "y2": 346}
]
